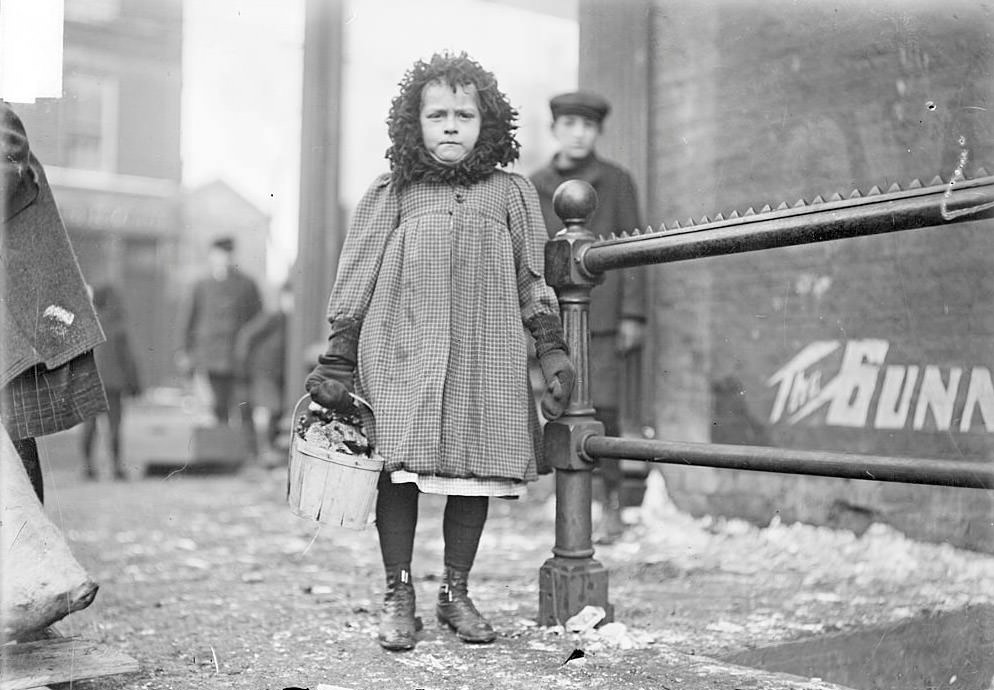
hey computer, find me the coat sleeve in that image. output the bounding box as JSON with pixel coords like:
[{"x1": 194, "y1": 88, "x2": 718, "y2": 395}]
[
  {"x1": 615, "y1": 170, "x2": 648, "y2": 322},
  {"x1": 507, "y1": 173, "x2": 562, "y2": 328},
  {"x1": 325, "y1": 173, "x2": 399, "y2": 325},
  {"x1": 307, "y1": 174, "x2": 397, "y2": 378}
]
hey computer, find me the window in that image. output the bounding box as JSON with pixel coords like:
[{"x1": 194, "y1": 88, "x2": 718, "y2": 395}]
[{"x1": 61, "y1": 72, "x2": 118, "y2": 171}]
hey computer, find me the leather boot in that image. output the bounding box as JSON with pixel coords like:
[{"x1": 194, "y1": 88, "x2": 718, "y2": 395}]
[
  {"x1": 436, "y1": 567, "x2": 496, "y2": 643},
  {"x1": 377, "y1": 568, "x2": 421, "y2": 651}
]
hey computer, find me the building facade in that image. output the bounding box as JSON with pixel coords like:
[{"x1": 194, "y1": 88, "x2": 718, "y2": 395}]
[
  {"x1": 13, "y1": 0, "x2": 185, "y2": 388},
  {"x1": 578, "y1": 0, "x2": 994, "y2": 550}
]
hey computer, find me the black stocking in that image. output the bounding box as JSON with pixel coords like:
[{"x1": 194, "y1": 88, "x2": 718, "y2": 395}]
[
  {"x1": 443, "y1": 495, "x2": 489, "y2": 571},
  {"x1": 375, "y1": 474, "x2": 420, "y2": 573}
]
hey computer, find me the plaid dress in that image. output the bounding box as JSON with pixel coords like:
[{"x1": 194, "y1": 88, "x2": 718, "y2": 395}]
[{"x1": 327, "y1": 170, "x2": 559, "y2": 485}]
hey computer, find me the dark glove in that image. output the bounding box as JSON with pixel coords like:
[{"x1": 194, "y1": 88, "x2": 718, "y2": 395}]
[
  {"x1": 538, "y1": 348, "x2": 575, "y2": 420},
  {"x1": 304, "y1": 317, "x2": 360, "y2": 413},
  {"x1": 305, "y1": 361, "x2": 355, "y2": 413}
]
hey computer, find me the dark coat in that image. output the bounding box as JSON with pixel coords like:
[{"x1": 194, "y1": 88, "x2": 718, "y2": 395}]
[
  {"x1": 0, "y1": 102, "x2": 107, "y2": 439},
  {"x1": 183, "y1": 269, "x2": 262, "y2": 374},
  {"x1": 0, "y1": 102, "x2": 106, "y2": 388},
  {"x1": 530, "y1": 153, "x2": 647, "y2": 408}
]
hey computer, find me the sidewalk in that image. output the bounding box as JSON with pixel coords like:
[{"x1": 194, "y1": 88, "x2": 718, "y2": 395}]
[{"x1": 28, "y1": 397, "x2": 994, "y2": 689}]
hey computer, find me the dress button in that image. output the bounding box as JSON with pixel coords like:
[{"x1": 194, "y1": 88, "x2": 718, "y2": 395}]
[{"x1": 455, "y1": 192, "x2": 464, "y2": 203}]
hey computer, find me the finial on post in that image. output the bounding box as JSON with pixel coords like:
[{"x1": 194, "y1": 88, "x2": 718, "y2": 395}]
[
  {"x1": 545, "y1": 180, "x2": 602, "y2": 288},
  {"x1": 554, "y1": 180, "x2": 598, "y2": 228}
]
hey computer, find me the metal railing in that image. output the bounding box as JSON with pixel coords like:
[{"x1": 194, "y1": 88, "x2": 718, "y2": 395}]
[{"x1": 538, "y1": 172, "x2": 994, "y2": 626}]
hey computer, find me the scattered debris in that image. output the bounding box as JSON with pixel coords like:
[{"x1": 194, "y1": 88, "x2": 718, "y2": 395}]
[
  {"x1": 564, "y1": 605, "x2": 605, "y2": 633},
  {"x1": 586, "y1": 621, "x2": 654, "y2": 651}
]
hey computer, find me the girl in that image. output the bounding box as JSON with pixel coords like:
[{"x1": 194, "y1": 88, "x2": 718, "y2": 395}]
[{"x1": 305, "y1": 52, "x2": 574, "y2": 651}]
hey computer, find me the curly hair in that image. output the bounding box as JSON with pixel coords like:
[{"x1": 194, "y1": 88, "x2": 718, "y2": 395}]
[{"x1": 385, "y1": 52, "x2": 520, "y2": 189}]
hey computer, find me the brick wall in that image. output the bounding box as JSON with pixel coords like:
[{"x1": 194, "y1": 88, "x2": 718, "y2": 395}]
[{"x1": 637, "y1": 1, "x2": 994, "y2": 550}]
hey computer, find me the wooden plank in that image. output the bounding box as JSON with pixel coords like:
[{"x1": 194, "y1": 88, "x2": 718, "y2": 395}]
[{"x1": 0, "y1": 638, "x2": 138, "y2": 690}]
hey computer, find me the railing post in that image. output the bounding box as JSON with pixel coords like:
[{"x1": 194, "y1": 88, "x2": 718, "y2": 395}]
[{"x1": 538, "y1": 180, "x2": 613, "y2": 626}]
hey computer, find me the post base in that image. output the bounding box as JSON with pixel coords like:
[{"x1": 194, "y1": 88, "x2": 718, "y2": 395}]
[{"x1": 537, "y1": 556, "x2": 614, "y2": 627}]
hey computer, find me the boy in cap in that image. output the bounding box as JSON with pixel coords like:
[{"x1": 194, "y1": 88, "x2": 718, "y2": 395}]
[
  {"x1": 180, "y1": 236, "x2": 263, "y2": 450},
  {"x1": 530, "y1": 90, "x2": 647, "y2": 542}
]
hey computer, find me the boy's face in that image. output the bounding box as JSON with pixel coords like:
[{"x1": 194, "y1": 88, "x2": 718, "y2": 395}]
[
  {"x1": 207, "y1": 247, "x2": 233, "y2": 273},
  {"x1": 420, "y1": 80, "x2": 481, "y2": 165},
  {"x1": 551, "y1": 114, "x2": 600, "y2": 163}
]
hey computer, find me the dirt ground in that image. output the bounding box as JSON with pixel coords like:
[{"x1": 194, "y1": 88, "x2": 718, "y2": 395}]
[{"x1": 17, "y1": 409, "x2": 994, "y2": 690}]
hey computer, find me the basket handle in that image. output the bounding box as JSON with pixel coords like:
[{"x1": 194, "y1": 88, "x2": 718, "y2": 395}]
[
  {"x1": 293, "y1": 392, "x2": 375, "y2": 419},
  {"x1": 348, "y1": 392, "x2": 374, "y2": 413}
]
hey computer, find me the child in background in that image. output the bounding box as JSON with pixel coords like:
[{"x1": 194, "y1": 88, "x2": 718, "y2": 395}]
[
  {"x1": 305, "y1": 52, "x2": 574, "y2": 651},
  {"x1": 82, "y1": 283, "x2": 141, "y2": 480},
  {"x1": 235, "y1": 281, "x2": 293, "y2": 465}
]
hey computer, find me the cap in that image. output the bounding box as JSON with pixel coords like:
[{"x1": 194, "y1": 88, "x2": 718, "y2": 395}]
[
  {"x1": 211, "y1": 236, "x2": 235, "y2": 252},
  {"x1": 549, "y1": 91, "x2": 611, "y2": 123}
]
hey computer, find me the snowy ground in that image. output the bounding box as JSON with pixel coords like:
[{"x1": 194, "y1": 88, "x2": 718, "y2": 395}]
[{"x1": 24, "y1": 451, "x2": 993, "y2": 689}]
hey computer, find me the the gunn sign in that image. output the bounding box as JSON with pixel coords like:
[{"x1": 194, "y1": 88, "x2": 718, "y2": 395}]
[{"x1": 767, "y1": 340, "x2": 994, "y2": 433}]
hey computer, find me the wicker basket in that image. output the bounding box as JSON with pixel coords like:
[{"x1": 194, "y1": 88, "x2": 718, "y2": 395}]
[{"x1": 287, "y1": 395, "x2": 383, "y2": 530}]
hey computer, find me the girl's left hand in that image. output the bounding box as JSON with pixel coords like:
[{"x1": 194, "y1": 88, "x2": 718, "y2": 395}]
[{"x1": 539, "y1": 349, "x2": 575, "y2": 420}]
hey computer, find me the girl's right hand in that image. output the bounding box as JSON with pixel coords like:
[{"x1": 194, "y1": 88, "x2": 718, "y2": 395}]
[
  {"x1": 308, "y1": 378, "x2": 354, "y2": 412},
  {"x1": 304, "y1": 361, "x2": 356, "y2": 413}
]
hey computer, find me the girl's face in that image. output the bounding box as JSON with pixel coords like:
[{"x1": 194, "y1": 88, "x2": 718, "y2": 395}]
[{"x1": 419, "y1": 80, "x2": 481, "y2": 165}]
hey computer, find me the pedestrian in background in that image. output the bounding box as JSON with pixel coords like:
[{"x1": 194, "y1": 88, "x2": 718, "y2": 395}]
[
  {"x1": 530, "y1": 91, "x2": 648, "y2": 543},
  {"x1": 81, "y1": 283, "x2": 142, "y2": 480},
  {"x1": 305, "y1": 52, "x2": 574, "y2": 652},
  {"x1": 179, "y1": 236, "x2": 262, "y2": 452},
  {"x1": 235, "y1": 281, "x2": 293, "y2": 465},
  {"x1": 0, "y1": 101, "x2": 108, "y2": 502}
]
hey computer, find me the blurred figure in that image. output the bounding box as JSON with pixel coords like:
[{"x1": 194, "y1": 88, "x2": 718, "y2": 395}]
[
  {"x1": 0, "y1": 102, "x2": 108, "y2": 502},
  {"x1": 81, "y1": 283, "x2": 142, "y2": 480},
  {"x1": 235, "y1": 281, "x2": 293, "y2": 465},
  {"x1": 179, "y1": 236, "x2": 262, "y2": 448},
  {"x1": 530, "y1": 91, "x2": 648, "y2": 543}
]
